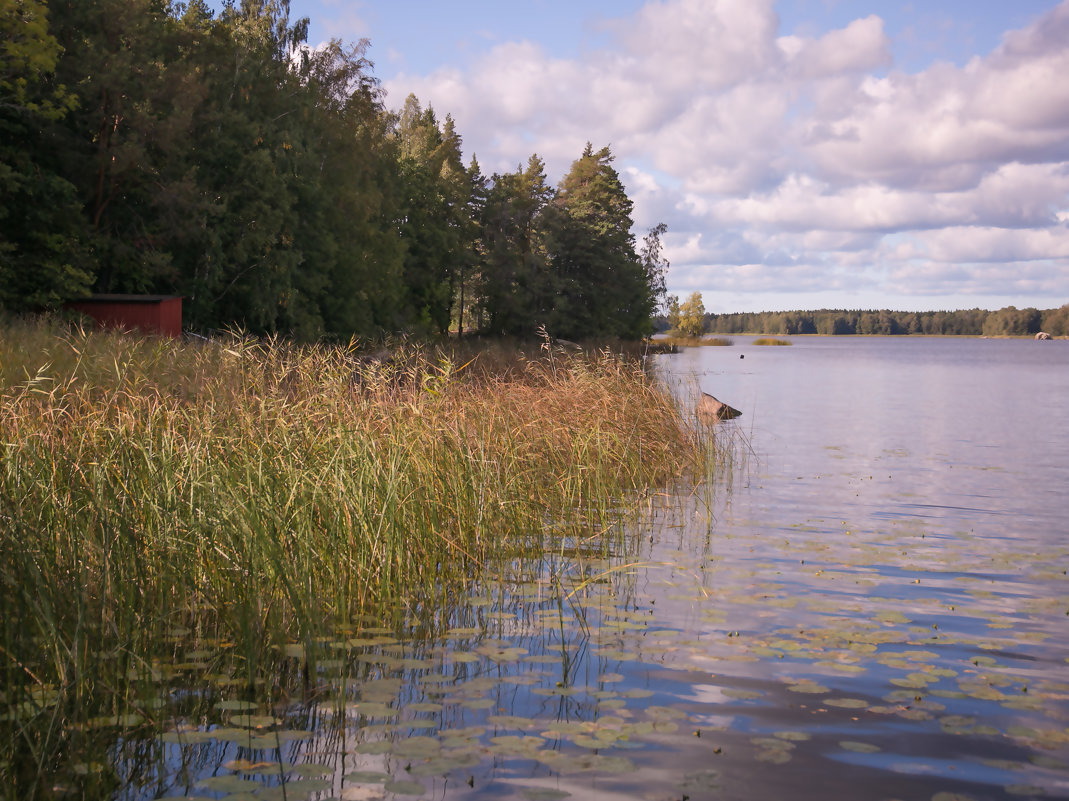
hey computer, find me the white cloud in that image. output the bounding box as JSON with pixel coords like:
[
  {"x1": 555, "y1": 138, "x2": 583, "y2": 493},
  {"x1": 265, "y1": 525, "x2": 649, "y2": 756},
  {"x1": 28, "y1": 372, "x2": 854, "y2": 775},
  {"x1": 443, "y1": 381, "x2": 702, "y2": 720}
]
[
  {"x1": 780, "y1": 15, "x2": 892, "y2": 79},
  {"x1": 383, "y1": 0, "x2": 1069, "y2": 310}
]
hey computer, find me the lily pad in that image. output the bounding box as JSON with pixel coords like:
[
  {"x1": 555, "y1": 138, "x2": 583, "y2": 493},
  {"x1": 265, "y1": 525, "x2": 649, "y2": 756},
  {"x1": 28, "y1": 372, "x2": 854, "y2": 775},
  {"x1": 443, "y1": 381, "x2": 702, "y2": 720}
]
[
  {"x1": 519, "y1": 788, "x2": 571, "y2": 800},
  {"x1": 343, "y1": 771, "x2": 390, "y2": 783},
  {"x1": 383, "y1": 779, "x2": 425, "y2": 795},
  {"x1": 840, "y1": 741, "x2": 881, "y2": 753},
  {"x1": 197, "y1": 776, "x2": 254, "y2": 794}
]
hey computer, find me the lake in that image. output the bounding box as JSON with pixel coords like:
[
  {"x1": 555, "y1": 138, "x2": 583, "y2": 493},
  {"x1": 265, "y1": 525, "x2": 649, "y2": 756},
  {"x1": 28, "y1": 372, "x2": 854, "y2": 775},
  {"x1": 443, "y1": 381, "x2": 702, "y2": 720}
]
[{"x1": 132, "y1": 337, "x2": 1069, "y2": 801}]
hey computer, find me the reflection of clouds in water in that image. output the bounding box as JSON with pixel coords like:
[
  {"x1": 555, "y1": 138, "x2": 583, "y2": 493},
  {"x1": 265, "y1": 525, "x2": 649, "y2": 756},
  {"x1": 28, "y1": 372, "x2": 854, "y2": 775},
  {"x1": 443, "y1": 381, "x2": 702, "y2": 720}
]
[{"x1": 677, "y1": 682, "x2": 744, "y2": 716}]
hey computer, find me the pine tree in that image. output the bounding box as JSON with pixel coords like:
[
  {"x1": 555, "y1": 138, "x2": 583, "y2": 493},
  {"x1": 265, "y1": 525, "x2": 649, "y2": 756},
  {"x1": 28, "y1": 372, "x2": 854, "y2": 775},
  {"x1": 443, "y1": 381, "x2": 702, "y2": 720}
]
[{"x1": 545, "y1": 144, "x2": 657, "y2": 339}]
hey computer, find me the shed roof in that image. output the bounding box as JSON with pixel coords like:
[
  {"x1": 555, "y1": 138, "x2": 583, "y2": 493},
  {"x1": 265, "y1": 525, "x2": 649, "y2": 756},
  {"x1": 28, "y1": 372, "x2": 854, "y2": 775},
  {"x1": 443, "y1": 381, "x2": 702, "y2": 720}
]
[{"x1": 71, "y1": 294, "x2": 182, "y2": 304}]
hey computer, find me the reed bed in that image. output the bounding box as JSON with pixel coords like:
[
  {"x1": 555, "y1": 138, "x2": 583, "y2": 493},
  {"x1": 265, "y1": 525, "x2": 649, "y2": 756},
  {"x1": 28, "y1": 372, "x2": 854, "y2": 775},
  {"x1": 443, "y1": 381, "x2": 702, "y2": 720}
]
[
  {"x1": 654, "y1": 335, "x2": 733, "y2": 347},
  {"x1": 0, "y1": 318, "x2": 716, "y2": 797}
]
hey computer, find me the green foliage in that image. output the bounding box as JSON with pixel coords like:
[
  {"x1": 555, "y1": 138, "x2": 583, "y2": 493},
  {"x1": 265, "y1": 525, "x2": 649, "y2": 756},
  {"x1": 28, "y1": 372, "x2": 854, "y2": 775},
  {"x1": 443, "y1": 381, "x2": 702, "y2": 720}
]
[
  {"x1": 3, "y1": 4, "x2": 663, "y2": 339},
  {"x1": 703, "y1": 306, "x2": 1065, "y2": 337},
  {"x1": 478, "y1": 155, "x2": 555, "y2": 336},
  {"x1": 393, "y1": 98, "x2": 475, "y2": 334},
  {"x1": 477, "y1": 144, "x2": 664, "y2": 340},
  {"x1": 0, "y1": 0, "x2": 75, "y2": 119},
  {"x1": 674, "y1": 291, "x2": 706, "y2": 338},
  {"x1": 545, "y1": 144, "x2": 656, "y2": 339},
  {"x1": 0, "y1": 0, "x2": 91, "y2": 310}
]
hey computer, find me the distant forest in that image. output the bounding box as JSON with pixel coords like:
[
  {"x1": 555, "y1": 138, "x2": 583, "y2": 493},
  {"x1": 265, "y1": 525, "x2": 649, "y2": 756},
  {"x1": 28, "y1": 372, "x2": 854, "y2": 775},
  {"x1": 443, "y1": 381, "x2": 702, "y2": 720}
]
[
  {"x1": 1, "y1": 1, "x2": 667, "y2": 341},
  {"x1": 695, "y1": 305, "x2": 1069, "y2": 337}
]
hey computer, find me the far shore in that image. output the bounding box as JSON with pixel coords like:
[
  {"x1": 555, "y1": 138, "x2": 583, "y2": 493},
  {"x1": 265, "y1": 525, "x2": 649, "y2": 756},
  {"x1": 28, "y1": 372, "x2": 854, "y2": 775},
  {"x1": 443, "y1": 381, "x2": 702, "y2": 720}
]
[{"x1": 654, "y1": 332, "x2": 1066, "y2": 345}]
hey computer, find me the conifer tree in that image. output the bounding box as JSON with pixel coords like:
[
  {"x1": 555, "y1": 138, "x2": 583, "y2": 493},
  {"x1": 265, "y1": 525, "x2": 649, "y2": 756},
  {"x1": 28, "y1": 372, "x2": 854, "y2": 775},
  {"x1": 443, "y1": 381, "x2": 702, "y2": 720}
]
[{"x1": 544, "y1": 144, "x2": 658, "y2": 339}]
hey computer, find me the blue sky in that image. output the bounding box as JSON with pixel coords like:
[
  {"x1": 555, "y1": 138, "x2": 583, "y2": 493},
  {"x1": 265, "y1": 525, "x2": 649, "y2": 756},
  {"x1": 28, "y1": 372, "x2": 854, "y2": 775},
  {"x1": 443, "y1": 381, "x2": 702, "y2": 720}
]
[{"x1": 278, "y1": 0, "x2": 1069, "y2": 313}]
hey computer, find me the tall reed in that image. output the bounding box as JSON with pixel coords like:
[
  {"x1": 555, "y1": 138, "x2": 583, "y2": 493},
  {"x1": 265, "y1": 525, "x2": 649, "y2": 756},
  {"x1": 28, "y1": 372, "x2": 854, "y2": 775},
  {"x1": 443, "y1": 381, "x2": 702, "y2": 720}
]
[{"x1": 0, "y1": 318, "x2": 717, "y2": 797}]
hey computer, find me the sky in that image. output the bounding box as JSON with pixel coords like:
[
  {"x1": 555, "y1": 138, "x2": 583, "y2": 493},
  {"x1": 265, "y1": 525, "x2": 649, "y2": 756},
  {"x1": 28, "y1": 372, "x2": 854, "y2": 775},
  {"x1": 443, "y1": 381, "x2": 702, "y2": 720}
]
[{"x1": 282, "y1": 0, "x2": 1069, "y2": 313}]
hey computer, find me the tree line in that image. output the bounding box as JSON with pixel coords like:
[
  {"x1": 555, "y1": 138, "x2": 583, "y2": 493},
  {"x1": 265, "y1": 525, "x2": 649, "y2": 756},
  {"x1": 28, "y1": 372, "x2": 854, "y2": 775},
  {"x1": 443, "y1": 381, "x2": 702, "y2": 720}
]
[
  {"x1": 1, "y1": 0, "x2": 668, "y2": 341},
  {"x1": 660, "y1": 297, "x2": 1069, "y2": 337}
]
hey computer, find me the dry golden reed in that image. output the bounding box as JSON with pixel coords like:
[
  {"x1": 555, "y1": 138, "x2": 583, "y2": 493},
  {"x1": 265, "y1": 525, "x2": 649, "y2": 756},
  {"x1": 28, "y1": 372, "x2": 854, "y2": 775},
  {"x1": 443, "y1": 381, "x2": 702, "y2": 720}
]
[{"x1": 0, "y1": 318, "x2": 715, "y2": 796}]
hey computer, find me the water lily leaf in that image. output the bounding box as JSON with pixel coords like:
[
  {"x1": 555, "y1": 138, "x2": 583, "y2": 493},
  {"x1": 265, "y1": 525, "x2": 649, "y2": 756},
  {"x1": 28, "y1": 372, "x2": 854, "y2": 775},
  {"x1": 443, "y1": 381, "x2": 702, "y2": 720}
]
[
  {"x1": 531, "y1": 686, "x2": 578, "y2": 697},
  {"x1": 216, "y1": 700, "x2": 258, "y2": 712},
  {"x1": 751, "y1": 737, "x2": 793, "y2": 749},
  {"x1": 896, "y1": 708, "x2": 934, "y2": 721},
  {"x1": 678, "y1": 769, "x2": 720, "y2": 791},
  {"x1": 840, "y1": 741, "x2": 881, "y2": 753},
  {"x1": 478, "y1": 645, "x2": 528, "y2": 662},
  {"x1": 542, "y1": 721, "x2": 589, "y2": 736},
  {"x1": 824, "y1": 698, "x2": 868, "y2": 709},
  {"x1": 890, "y1": 675, "x2": 932, "y2": 689},
  {"x1": 274, "y1": 730, "x2": 314, "y2": 743},
  {"x1": 212, "y1": 727, "x2": 256, "y2": 744},
  {"x1": 406, "y1": 702, "x2": 443, "y2": 713},
  {"x1": 755, "y1": 748, "x2": 792, "y2": 764},
  {"x1": 247, "y1": 736, "x2": 283, "y2": 750},
  {"x1": 349, "y1": 702, "x2": 398, "y2": 719},
  {"x1": 340, "y1": 788, "x2": 386, "y2": 800},
  {"x1": 229, "y1": 715, "x2": 280, "y2": 730},
  {"x1": 441, "y1": 726, "x2": 485, "y2": 740},
  {"x1": 407, "y1": 758, "x2": 456, "y2": 777},
  {"x1": 645, "y1": 706, "x2": 687, "y2": 721},
  {"x1": 392, "y1": 735, "x2": 441, "y2": 757},
  {"x1": 816, "y1": 661, "x2": 867, "y2": 675},
  {"x1": 573, "y1": 735, "x2": 602, "y2": 749},
  {"x1": 402, "y1": 720, "x2": 438, "y2": 731},
  {"x1": 595, "y1": 649, "x2": 639, "y2": 661},
  {"x1": 490, "y1": 734, "x2": 546, "y2": 753},
  {"x1": 874, "y1": 611, "x2": 911, "y2": 625},
  {"x1": 343, "y1": 771, "x2": 390, "y2": 783},
  {"x1": 85, "y1": 713, "x2": 144, "y2": 728},
  {"x1": 353, "y1": 741, "x2": 392, "y2": 755},
  {"x1": 1031, "y1": 755, "x2": 1068, "y2": 770},
  {"x1": 383, "y1": 779, "x2": 425, "y2": 795},
  {"x1": 786, "y1": 681, "x2": 829, "y2": 694},
  {"x1": 197, "y1": 775, "x2": 254, "y2": 793},
  {"x1": 519, "y1": 788, "x2": 571, "y2": 800},
  {"x1": 290, "y1": 763, "x2": 332, "y2": 778},
  {"x1": 255, "y1": 780, "x2": 329, "y2": 800}
]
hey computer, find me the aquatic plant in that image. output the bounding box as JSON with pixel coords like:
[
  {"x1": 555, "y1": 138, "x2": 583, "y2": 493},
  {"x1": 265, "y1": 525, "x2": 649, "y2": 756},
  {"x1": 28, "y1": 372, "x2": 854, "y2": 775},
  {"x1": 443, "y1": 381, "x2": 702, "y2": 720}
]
[
  {"x1": 652, "y1": 335, "x2": 733, "y2": 347},
  {"x1": 752, "y1": 337, "x2": 792, "y2": 346},
  {"x1": 0, "y1": 317, "x2": 715, "y2": 798}
]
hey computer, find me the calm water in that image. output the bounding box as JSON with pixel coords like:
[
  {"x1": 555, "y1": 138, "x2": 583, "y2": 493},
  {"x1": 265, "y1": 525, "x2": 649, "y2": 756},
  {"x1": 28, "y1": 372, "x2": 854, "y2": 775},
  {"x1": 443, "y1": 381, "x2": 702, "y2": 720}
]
[{"x1": 134, "y1": 337, "x2": 1069, "y2": 801}]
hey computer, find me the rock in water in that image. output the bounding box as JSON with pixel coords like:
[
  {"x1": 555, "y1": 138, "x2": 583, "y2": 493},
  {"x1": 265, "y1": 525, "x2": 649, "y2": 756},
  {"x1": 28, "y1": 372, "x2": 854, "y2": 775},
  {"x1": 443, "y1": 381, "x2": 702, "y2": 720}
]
[{"x1": 696, "y1": 392, "x2": 742, "y2": 421}]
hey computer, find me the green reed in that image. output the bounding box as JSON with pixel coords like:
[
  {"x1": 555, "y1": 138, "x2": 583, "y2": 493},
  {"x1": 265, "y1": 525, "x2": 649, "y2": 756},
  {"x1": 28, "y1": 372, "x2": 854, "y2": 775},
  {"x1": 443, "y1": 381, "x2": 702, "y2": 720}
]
[{"x1": 0, "y1": 318, "x2": 719, "y2": 797}]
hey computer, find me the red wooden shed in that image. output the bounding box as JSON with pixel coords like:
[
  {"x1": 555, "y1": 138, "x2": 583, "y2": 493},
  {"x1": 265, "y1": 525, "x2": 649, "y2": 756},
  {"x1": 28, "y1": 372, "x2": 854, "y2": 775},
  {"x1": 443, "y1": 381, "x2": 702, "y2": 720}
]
[{"x1": 65, "y1": 294, "x2": 183, "y2": 338}]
